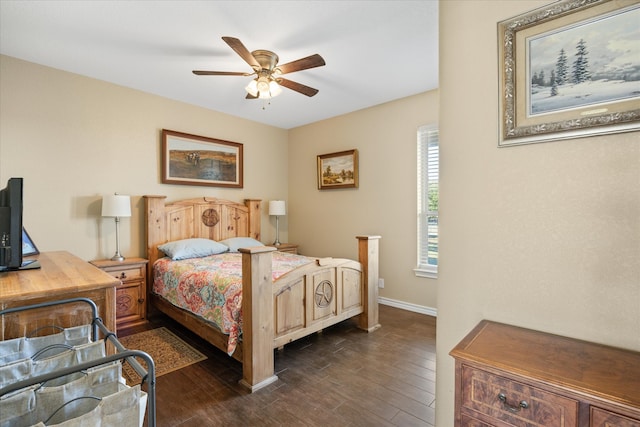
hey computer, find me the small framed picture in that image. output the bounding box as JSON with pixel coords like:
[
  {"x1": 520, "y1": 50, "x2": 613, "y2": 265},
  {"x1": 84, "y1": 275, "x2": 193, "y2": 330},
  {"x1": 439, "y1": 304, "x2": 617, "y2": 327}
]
[
  {"x1": 161, "y1": 129, "x2": 243, "y2": 188},
  {"x1": 317, "y1": 149, "x2": 358, "y2": 190},
  {"x1": 22, "y1": 228, "x2": 39, "y2": 256}
]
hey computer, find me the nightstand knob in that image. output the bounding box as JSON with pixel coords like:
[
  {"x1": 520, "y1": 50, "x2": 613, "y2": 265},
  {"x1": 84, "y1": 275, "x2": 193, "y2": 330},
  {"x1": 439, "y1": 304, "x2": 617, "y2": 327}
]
[{"x1": 118, "y1": 272, "x2": 127, "y2": 279}]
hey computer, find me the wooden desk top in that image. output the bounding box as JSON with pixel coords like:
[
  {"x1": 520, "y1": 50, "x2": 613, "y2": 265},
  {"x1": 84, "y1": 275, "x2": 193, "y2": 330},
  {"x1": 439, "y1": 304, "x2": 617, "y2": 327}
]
[{"x1": 0, "y1": 251, "x2": 120, "y2": 303}]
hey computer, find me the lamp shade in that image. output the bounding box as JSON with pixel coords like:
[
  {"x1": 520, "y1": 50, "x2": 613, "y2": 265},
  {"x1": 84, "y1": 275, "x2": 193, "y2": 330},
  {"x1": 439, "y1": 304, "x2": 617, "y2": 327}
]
[
  {"x1": 101, "y1": 194, "x2": 131, "y2": 218},
  {"x1": 269, "y1": 200, "x2": 286, "y2": 216}
]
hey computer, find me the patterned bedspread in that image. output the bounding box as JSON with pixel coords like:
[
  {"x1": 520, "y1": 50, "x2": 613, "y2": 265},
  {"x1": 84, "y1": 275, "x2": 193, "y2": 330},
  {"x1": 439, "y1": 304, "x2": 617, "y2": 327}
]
[{"x1": 152, "y1": 251, "x2": 313, "y2": 355}]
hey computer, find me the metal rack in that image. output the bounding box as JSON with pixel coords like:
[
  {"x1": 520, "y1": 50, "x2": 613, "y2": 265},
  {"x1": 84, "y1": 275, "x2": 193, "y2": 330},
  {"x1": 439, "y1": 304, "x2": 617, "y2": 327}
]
[{"x1": 0, "y1": 297, "x2": 156, "y2": 426}]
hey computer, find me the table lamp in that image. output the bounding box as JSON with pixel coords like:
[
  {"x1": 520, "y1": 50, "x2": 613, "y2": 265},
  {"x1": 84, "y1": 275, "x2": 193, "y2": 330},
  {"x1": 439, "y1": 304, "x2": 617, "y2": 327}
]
[
  {"x1": 269, "y1": 200, "x2": 286, "y2": 246},
  {"x1": 102, "y1": 193, "x2": 131, "y2": 261}
]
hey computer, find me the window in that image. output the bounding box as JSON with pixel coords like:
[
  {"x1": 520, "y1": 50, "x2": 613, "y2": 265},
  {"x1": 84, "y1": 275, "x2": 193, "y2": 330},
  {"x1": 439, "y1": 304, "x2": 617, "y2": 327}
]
[{"x1": 416, "y1": 124, "x2": 439, "y2": 278}]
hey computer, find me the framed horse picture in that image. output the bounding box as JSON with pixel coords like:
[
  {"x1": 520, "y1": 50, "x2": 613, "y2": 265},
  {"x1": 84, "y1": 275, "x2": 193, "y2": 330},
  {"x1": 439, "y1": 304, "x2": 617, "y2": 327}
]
[{"x1": 161, "y1": 129, "x2": 243, "y2": 187}]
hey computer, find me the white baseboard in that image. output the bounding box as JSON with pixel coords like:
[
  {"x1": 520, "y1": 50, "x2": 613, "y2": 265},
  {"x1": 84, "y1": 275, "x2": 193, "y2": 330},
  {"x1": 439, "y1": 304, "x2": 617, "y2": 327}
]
[{"x1": 378, "y1": 297, "x2": 437, "y2": 317}]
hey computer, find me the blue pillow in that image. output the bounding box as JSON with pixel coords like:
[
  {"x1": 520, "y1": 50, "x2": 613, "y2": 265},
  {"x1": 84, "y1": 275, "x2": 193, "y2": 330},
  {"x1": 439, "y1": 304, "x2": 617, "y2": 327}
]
[
  {"x1": 219, "y1": 237, "x2": 265, "y2": 253},
  {"x1": 158, "y1": 238, "x2": 228, "y2": 260}
]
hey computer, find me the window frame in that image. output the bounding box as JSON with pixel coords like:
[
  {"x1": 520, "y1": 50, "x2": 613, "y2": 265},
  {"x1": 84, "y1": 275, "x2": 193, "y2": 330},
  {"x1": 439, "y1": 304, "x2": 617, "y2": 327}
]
[{"x1": 415, "y1": 124, "x2": 439, "y2": 279}]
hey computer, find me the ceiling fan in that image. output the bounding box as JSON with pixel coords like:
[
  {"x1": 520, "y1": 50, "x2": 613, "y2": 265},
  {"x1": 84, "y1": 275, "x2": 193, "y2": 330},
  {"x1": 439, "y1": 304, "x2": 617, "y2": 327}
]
[{"x1": 193, "y1": 37, "x2": 325, "y2": 100}]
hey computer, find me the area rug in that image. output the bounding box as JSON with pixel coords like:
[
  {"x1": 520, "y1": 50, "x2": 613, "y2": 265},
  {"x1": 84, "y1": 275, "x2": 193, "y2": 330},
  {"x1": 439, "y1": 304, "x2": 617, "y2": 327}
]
[{"x1": 118, "y1": 327, "x2": 207, "y2": 385}]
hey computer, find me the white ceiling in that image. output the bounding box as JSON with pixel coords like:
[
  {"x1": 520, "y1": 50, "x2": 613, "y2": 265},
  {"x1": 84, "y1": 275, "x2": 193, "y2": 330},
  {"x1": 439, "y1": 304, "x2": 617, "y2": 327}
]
[{"x1": 0, "y1": 1, "x2": 438, "y2": 129}]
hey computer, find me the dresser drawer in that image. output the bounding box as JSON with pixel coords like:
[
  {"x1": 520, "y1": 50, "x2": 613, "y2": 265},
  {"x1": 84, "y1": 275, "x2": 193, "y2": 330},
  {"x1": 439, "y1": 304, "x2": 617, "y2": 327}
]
[
  {"x1": 461, "y1": 414, "x2": 494, "y2": 427},
  {"x1": 591, "y1": 407, "x2": 640, "y2": 427},
  {"x1": 461, "y1": 365, "x2": 579, "y2": 427}
]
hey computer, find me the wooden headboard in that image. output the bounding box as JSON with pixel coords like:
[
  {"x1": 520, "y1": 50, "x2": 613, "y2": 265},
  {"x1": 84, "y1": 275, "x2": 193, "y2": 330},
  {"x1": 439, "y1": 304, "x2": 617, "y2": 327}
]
[{"x1": 143, "y1": 195, "x2": 261, "y2": 275}]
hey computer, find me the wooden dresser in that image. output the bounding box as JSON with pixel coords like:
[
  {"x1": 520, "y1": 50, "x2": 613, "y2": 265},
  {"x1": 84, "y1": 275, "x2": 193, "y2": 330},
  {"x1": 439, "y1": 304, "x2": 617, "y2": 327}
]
[
  {"x1": 450, "y1": 320, "x2": 640, "y2": 427},
  {"x1": 0, "y1": 251, "x2": 119, "y2": 340}
]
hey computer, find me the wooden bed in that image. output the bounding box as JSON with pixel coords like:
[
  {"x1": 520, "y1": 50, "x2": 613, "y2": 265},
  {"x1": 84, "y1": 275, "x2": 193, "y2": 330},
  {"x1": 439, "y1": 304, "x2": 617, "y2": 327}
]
[{"x1": 144, "y1": 195, "x2": 381, "y2": 391}]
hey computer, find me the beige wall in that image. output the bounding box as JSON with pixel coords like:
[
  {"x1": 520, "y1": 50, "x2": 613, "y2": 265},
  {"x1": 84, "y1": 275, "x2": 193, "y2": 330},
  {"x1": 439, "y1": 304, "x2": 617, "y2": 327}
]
[
  {"x1": 0, "y1": 55, "x2": 290, "y2": 261},
  {"x1": 288, "y1": 91, "x2": 439, "y2": 311},
  {"x1": 437, "y1": 1, "x2": 640, "y2": 426}
]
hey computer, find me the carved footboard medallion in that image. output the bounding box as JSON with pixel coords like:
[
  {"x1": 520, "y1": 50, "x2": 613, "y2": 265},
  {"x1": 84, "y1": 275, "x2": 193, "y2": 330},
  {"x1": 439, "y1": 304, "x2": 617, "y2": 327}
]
[
  {"x1": 311, "y1": 269, "x2": 338, "y2": 321},
  {"x1": 314, "y1": 281, "x2": 334, "y2": 308}
]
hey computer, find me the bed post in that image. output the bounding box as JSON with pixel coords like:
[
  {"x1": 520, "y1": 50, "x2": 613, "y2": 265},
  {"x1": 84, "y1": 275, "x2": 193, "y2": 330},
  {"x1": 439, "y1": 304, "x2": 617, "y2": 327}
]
[
  {"x1": 144, "y1": 195, "x2": 167, "y2": 295},
  {"x1": 239, "y1": 245, "x2": 278, "y2": 391},
  {"x1": 357, "y1": 235, "x2": 382, "y2": 332},
  {"x1": 244, "y1": 199, "x2": 261, "y2": 241}
]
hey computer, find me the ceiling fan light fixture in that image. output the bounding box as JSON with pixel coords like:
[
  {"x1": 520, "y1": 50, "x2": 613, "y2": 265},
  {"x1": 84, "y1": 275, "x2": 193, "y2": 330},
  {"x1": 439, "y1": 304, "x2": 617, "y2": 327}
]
[
  {"x1": 256, "y1": 76, "x2": 270, "y2": 93},
  {"x1": 249, "y1": 75, "x2": 282, "y2": 99},
  {"x1": 269, "y1": 80, "x2": 282, "y2": 97},
  {"x1": 245, "y1": 79, "x2": 259, "y2": 97}
]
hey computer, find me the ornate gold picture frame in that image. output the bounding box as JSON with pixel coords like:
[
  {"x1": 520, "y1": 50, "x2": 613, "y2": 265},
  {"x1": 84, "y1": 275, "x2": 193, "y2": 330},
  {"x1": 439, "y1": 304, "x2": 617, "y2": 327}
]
[
  {"x1": 498, "y1": 0, "x2": 640, "y2": 146},
  {"x1": 317, "y1": 149, "x2": 358, "y2": 190}
]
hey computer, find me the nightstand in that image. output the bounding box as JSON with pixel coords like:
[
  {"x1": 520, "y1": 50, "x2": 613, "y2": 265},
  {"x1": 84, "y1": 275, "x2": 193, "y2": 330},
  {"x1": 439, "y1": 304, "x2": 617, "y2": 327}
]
[
  {"x1": 273, "y1": 243, "x2": 298, "y2": 254},
  {"x1": 90, "y1": 257, "x2": 148, "y2": 331}
]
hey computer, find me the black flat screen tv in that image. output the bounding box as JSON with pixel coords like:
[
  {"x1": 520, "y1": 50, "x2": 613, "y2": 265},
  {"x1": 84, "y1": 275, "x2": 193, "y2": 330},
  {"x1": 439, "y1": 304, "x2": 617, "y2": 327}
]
[{"x1": 0, "y1": 177, "x2": 24, "y2": 271}]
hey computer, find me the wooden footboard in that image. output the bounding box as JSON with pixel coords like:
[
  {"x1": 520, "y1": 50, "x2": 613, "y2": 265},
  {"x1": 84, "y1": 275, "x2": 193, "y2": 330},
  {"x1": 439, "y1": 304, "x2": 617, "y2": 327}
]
[
  {"x1": 271, "y1": 257, "x2": 365, "y2": 348},
  {"x1": 143, "y1": 195, "x2": 380, "y2": 392},
  {"x1": 239, "y1": 235, "x2": 381, "y2": 391}
]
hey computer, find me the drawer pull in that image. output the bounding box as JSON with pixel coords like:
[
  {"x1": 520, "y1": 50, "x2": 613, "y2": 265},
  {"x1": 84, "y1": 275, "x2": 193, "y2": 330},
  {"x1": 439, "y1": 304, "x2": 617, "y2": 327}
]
[
  {"x1": 117, "y1": 272, "x2": 127, "y2": 279},
  {"x1": 498, "y1": 393, "x2": 529, "y2": 413}
]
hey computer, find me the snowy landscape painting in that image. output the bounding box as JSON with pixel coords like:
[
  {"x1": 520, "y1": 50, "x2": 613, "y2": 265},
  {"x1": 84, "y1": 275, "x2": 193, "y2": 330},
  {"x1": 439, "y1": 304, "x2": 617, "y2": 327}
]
[
  {"x1": 499, "y1": 0, "x2": 640, "y2": 146},
  {"x1": 528, "y1": 5, "x2": 640, "y2": 116}
]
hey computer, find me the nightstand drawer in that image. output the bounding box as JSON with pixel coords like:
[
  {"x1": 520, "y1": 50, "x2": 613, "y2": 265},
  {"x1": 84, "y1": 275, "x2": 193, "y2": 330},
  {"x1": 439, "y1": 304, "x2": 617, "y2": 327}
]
[
  {"x1": 273, "y1": 243, "x2": 298, "y2": 254},
  {"x1": 104, "y1": 265, "x2": 144, "y2": 282},
  {"x1": 591, "y1": 407, "x2": 640, "y2": 427},
  {"x1": 461, "y1": 365, "x2": 579, "y2": 426}
]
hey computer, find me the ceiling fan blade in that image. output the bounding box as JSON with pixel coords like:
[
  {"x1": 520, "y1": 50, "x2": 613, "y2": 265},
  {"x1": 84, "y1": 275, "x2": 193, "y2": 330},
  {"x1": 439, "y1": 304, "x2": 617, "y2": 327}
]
[
  {"x1": 277, "y1": 78, "x2": 319, "y2": 97},
  {"x1": 192, "y1": 70, "x2": 252, "y2": 76},
  {"x1": 222, "y1": 36, "x2": 261, "y2": 70},
  {"x1": 277, "y1": 54, "x2": 325, "y2": 75},
  {"x1": 245, "y1": 93, "x2": 258, "y2": 99}
]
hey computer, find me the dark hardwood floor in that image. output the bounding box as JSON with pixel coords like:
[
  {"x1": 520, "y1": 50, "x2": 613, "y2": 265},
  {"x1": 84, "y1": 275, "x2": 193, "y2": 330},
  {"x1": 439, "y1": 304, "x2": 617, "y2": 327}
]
[{"x1": 122, "y1": 304, "x2": 436, "y2": 427}]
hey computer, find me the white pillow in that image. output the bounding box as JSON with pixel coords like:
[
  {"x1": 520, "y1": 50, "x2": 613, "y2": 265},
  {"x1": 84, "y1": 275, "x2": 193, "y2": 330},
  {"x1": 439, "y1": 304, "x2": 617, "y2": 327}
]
[
  {"x1": 219, "y1": 237, "x2": 265, "y2": 253},
  {"x1": 158, "y1": 238, "x2": 228, "y2": 260}
]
